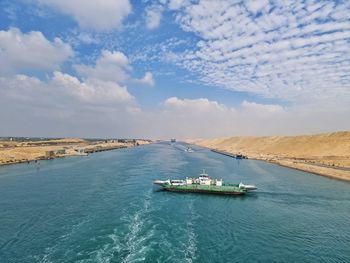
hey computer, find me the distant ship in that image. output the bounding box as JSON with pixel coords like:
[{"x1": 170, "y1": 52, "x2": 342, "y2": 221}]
[
  {"x1": 154, "y1": 170, "x2": 257, "y2": 195},
  {"x1": 170, "y1": 139, "x2": 176, "y2": 143},
  {"x1": 184, "y1": 147, "x2": 194, "y2": 152}
]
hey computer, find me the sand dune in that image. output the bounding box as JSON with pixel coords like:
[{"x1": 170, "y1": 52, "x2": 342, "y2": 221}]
[{"x1": 193, "y1": 131, "x2": 350, "y2": 181}]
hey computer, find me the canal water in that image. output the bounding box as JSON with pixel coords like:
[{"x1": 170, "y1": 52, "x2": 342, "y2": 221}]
[{"x1": 0, "y1": 142, "x2": 349, "y2": 262}]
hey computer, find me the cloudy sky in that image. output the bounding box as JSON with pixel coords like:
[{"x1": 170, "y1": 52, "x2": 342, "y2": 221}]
[{"x1": 0, "y1": 0, "x2": 349, "y2": 139}]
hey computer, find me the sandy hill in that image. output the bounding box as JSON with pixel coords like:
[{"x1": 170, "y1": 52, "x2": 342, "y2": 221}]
[
  {"x1": 194, "y1": 131, "x2": 350, "y2": 181},
  {"x1": 196, "y1": 131, "x2": 350, "y2": 159}
]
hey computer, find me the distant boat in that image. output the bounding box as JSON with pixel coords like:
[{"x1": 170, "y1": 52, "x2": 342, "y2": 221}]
[
  {"x1": 185, "y1": 147, "x2": 194, "y2": 152},
  {"x1": 170, "y1": 139, "x2": 176, "y2": 143}
]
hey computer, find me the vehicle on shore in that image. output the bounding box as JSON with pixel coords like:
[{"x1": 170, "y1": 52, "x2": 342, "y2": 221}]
[{"x1": 154, "y1": 170, "x2": 257, "y2": 195}]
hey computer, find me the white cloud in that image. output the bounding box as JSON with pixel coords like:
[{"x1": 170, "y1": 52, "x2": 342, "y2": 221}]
[
  {"x1": 169, "y1": 0, "x2": 350, "y2": 108},
  {"x1": 0, "y1": 27, "x2": 73, "y2": 74},
  {"x1": 145, "y1": 5, "x2": 163, "y2": 29},
  {"x1": 159, "y1": 97, "x2": 286, "y2": 137},
  {"x1": 52, "y1": 71, "x2": 134, "y2": 104},
  {"x1": 241, "y1": 100, "x2": 284, "y2": 115},
  {"x1": 164, "y1": 97, "x2": 229, "y2": 113},
  {"x1": 154, "y1": 97, "x2": 237, "y2": 138},
  {"x1": 75, "y1": 50, "x2": 156, "y2": 87},
  {"x1": 74, "y1": 50, "x2": 130, "y2": 83},
  {"x1": 148, "y1": 97, "x2": 349, "y2": 138},
  {"x1": 168, "y1": 0, "x2": 189, "y2": 10},
  {"x1": 0, "y1": 74, "x2": 49, "y2": 103},
  {"x1": 134, "y1": 72, "x2": 155, "y2": 86},
  {"x1": 0, "y1": 40, "x2": 158, "y2": 138},
  {"x1": 0, "y1": 72, "x2": 134, "y2": 105},
  {"x1": 0, "y1": 73, "x2": 349, "y2": 138},
  {"x1": 245, "y1": 0, "x2": 269, "y2": 14},
  {"x1": 0, "y1": 74, "x2": 139, "y2": 137},
  {"x1": 36, "y1": 0, "x2": 132, "y2": 31}
]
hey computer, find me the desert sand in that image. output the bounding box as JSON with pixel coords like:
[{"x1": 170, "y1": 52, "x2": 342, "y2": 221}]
[
  {"x1": 0, "y1": 138, "x2": 151, "y2": 165},
  {"x1": 192, "y1": 131, "x2": 350, "y2": 181}
]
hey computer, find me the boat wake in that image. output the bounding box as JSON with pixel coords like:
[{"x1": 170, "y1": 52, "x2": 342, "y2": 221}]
[
  {"x1": 184, "y1": 201, "x2": 198, "y2": 263},
  {"x1": 121, "y1": 189, "x2": 154, "y2": 263},
  {"x1": 91, "y1": 190, "x2": 155, "y2": 263},
  {"x1": 94, "y1": 230, "x2": 124, "y2": 263}
]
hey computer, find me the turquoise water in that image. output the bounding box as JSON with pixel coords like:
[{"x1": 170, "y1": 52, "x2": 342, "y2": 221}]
[{"x1": 0, "y1": 142, "x2": 349, "y2": 263}]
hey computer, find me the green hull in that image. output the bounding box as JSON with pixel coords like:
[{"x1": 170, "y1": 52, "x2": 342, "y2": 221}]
[{"x1": 162, "y1": 184, "x2": 246, "y2": 195}]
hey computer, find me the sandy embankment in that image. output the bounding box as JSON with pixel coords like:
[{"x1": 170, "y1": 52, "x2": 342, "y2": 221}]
[
  {"x1": 0, "y1": 138, "x2": 151, "y2": 166},
  {"x1": 192, "y1": 131, "x2": 350, "y2": 181}
]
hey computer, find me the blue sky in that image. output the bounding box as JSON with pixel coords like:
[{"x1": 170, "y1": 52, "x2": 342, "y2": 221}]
[{"x1": 0, "y1": 0, "x2": 349, "y2": 139}]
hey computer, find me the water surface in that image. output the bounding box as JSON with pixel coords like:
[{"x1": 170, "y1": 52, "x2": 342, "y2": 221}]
[{"x1": 0, "y1": 143, "x2": 349, "y2": 262}]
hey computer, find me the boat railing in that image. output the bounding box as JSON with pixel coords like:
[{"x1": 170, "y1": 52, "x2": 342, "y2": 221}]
[{"x1": 223, "y1": 183, "x2": 239, "y2": 187}]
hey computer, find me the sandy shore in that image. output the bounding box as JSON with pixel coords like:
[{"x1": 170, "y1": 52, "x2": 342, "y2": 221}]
[
  {"x1": 191, "y1": 131, "x2": 350, "y2": 182},
  {"x1": 0, "y1": 138, "x2": 151, "y2": 166}
]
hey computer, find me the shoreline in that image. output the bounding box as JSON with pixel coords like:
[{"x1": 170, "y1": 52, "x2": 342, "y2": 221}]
[
  {"x1": 0, "y1": 139, "x2": 151, "y2": 167},
  {"x1": 272, "y1": 160, "x2": 350, "y2": 182},
  {"x1": 250, "y1": 156, "x2": 350, "y2": 182},
  {"x1": 0, "y1": 153, "x2": 90, "y2": 167},
  {"x1": 200, "y1": 147, "x2": 350, "y2": 182}
]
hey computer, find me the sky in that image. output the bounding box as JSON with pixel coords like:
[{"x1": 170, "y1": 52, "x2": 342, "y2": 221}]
[{"x1": 0, "y1": 0, "x2": 349, "y2": 139}]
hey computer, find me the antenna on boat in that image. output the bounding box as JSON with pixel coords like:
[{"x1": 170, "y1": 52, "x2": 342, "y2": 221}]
[{"x1": 200, "y1": 169, "x2": 208, "y2": 176}]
